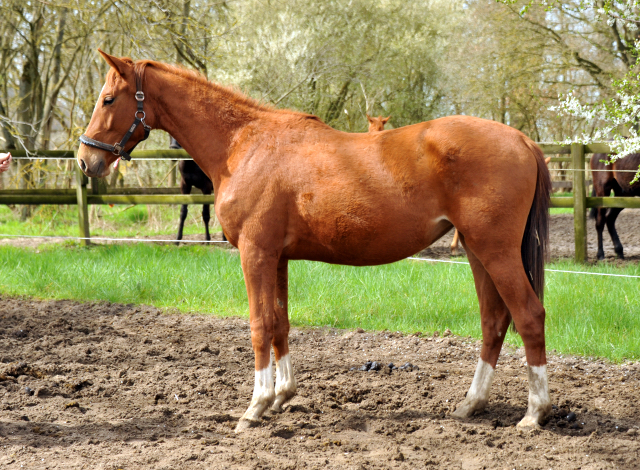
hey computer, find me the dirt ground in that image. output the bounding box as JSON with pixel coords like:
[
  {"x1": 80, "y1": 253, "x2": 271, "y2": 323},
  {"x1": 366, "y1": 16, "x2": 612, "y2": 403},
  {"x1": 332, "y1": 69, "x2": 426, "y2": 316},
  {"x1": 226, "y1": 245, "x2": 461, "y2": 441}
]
[{"x1": 1, "y1": 297, "x2": 639, "y2": 470}]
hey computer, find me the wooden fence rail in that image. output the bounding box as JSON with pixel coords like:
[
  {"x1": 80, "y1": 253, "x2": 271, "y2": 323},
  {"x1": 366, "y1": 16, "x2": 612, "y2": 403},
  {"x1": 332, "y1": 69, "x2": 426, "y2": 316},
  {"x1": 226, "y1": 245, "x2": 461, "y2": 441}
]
[{"x1": 1, "y1": 143, "x2": 637, "y2": 262}]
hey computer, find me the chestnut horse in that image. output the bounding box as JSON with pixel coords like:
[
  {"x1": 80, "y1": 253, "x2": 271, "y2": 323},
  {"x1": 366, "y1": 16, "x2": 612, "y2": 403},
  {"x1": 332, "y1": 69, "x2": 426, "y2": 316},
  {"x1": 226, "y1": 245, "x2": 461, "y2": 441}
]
[
  {"x1": 78, "y1": 51, "x2": 552, "y2": 432},
  {"x1": 366, "y1": 114, "x2": 390, "y2": 132},
  {"x1": 590, "y1": 152, "x2": 640, "y2": 260}
]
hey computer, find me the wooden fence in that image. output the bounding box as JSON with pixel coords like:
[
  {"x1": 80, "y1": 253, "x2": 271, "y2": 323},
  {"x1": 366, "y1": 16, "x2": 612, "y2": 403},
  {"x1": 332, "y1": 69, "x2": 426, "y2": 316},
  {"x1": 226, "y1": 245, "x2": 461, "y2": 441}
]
[{"x1": 2, "y1": 144, "x2": 640, "y2": 262}]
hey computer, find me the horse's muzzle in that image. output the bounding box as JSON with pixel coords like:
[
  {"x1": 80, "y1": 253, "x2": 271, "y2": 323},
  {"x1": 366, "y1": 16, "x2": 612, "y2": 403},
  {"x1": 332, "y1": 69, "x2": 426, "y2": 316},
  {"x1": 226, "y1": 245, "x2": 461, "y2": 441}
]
[{"x1": 77, "y1": 148, "x2": 108, "y2": 178}]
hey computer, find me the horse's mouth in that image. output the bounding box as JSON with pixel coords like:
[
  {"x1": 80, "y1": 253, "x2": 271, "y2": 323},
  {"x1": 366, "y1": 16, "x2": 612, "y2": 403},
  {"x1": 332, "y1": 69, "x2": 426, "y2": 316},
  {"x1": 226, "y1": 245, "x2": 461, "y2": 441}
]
[{"x1": 77, "y1": 156, "x2": 110, "y2": 178}]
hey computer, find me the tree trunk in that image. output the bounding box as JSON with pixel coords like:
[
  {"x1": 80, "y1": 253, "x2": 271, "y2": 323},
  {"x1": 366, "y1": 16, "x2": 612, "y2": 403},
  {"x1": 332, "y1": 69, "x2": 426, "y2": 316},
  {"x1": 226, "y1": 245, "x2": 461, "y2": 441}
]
[
  {"x1": 40, "y1": 8, "x2": 68, "y2": 150},
  {"x1": 324, "y1": 78, "x2": 352, "y2": 124}
]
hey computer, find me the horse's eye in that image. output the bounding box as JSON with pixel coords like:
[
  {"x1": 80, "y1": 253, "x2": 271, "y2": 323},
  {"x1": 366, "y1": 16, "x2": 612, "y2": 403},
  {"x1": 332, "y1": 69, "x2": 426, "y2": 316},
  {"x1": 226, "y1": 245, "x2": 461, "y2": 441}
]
[{"x1": 103, "y1": 96, "x2": 115, "y2": 106}]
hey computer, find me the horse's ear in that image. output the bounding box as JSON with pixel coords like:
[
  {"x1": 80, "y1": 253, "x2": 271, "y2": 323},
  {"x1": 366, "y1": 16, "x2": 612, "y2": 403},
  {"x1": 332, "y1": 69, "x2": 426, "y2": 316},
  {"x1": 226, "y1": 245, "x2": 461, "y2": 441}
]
[
  {"x1": 382, "y1": 116, "x2": 391, "y2": 124},
  {"x1": 544, "y1": 156, "x2": 551, "y2": 166},
  {"x1": 366, "y1": 114, "x2": 373, "y2": 123},
  {"x1": 98, "y1": 49, "x2": 132, "y2": 77}
]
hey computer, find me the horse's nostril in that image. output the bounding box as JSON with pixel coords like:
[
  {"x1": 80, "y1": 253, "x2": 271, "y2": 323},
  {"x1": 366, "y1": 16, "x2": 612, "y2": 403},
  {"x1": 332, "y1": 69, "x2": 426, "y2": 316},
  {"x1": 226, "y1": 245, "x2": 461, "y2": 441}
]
[{"x1": 80, "y1": 159, "x2": 87, "y2": 172}]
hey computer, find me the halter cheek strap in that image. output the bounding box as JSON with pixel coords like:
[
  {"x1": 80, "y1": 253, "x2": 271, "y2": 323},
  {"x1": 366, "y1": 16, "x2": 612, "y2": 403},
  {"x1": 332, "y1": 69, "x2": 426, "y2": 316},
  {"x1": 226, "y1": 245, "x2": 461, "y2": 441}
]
[{"x1": 79, "y1": 76, "x2": 151, "y2": 161}]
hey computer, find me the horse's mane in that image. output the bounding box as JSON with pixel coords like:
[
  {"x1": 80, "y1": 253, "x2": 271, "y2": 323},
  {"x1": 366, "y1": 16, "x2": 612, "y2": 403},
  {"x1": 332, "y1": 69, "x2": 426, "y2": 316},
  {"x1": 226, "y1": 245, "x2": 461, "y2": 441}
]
[{"x1": 123, "y1": 58, "x2": 322, "y2": 122}]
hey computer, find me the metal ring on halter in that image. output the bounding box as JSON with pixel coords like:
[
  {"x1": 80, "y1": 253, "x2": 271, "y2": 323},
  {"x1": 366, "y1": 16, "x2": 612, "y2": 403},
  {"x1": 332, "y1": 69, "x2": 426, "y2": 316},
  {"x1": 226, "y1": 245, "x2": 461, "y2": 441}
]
[
  {"x1": 135, "y1": 91, "x2": 145, "y2": 101},
  {"x1": 136, "y1": 110, "x2": 146, "y2": 120}
]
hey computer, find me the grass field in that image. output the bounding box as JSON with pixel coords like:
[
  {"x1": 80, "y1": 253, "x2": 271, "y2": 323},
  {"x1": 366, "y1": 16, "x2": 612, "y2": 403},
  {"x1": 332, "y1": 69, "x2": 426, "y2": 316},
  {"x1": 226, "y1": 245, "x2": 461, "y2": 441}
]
[
  {"x1": 0, "y1": 204, "x2": 222, "y2": 239},
  {"x1": 0, "y1": 243, "x2": 638, "y2": 362}
]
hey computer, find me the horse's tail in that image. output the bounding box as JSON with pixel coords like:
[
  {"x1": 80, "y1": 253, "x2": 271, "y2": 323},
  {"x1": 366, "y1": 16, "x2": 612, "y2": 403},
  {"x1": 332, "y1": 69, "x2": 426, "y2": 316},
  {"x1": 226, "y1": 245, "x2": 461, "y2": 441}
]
[{"x1": 521, "y1": 139, "x2": 551, "y2": 306}]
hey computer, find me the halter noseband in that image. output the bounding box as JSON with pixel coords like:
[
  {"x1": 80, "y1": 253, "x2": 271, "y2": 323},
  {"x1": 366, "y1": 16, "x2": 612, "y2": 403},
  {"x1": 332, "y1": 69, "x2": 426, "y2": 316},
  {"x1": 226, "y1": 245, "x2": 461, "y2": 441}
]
[{"x1": 79, "y1": 74, "x2": 151, "y2": 161}]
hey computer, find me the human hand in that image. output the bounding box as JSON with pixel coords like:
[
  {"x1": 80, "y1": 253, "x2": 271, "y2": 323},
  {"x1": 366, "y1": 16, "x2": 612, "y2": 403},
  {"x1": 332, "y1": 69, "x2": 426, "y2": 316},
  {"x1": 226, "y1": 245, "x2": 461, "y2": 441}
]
[{"x1": 0, "y1": 152, "x2": 11, "y2": 173}]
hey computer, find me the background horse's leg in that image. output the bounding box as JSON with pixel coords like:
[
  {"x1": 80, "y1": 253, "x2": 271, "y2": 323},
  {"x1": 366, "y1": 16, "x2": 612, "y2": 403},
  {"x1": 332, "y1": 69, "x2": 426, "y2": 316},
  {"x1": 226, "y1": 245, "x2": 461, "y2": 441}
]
[
  {"x1": 202, "y1": 203, "x2": 211, "y2": 241},
  {"x1": 271, "y1": 258, "x2": 297, "y2": 412},
  {"x1": 605, "y1": 207, "x2": 625, "y2": 259},
  {"x1": 236, "y1": 242, "x2": 279, "y2": 432},
  {"x1": 595, "y1": 207, "x2": 608, "y2": 260},
  {"x1": 462, "y1": 234, "x2": 550, "y2": 428},
  {"x1": 605, "y1": 182, "x2": 625, "y2": 259},
  {"x1": 451, "y1": 238, "x2": 511, "y2": 419},
  {"x1": 176, "y1": 180, "x2": 191, "y2": 246},
  {"x1": 450, "y1": 229, "x2": 460, "y2": 256}
]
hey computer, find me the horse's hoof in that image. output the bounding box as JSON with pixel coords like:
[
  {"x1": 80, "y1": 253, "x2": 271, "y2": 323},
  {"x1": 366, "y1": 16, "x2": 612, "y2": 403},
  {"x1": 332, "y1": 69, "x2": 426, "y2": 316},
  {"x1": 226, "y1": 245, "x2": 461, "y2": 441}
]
[
  {"x1": 450, "y1": 403, "x2": 474, "y2": 419},
  {"x1": 450, "y1": 409, "x2": 469, "y2": 420},
  {"x1": 235, "y1": 418, "x2": 261, "y2": 433},
  {"x1": 451, "y1": 398, "x2": 487, "y2": 420},
  {"x1": 516, "y1": 415, "x2": 540, "y2": 430}
]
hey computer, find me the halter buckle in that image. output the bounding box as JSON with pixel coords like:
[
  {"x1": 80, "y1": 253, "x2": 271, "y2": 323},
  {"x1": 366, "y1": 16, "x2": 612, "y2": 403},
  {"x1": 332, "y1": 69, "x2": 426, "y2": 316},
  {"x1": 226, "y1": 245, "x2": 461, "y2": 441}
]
[
  {"x1": 113, "y1": 143, "x2": 123, "y2": 155},
  {"x1": 135, "y1": 91, "x2": 145, "y2": 101}
]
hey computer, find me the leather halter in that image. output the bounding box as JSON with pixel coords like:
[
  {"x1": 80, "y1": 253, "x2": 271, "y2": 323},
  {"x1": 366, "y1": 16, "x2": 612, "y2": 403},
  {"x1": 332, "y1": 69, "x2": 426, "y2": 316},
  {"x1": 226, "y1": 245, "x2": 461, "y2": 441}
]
[{"x1": 79, "y1": 74, "x2": 151, "y2": 161}]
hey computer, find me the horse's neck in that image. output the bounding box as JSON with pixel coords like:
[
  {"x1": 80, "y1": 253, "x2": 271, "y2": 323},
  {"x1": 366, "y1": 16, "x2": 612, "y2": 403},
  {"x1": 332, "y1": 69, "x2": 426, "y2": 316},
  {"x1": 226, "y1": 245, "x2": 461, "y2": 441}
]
[{"x1": 147, "y1": 68, "x2": 259, "y2": 185}]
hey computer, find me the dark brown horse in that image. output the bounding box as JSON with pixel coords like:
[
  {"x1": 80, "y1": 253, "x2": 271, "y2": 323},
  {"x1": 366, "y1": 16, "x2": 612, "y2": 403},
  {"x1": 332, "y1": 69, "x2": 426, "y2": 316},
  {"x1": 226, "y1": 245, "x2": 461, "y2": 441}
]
[
  {"x1": 170, "y1": 137, "x2": 227, "y2": 244},
  {"x1": 78, "y1": 51, "x2": 552, "y2": 432},
  {"x1": 170, "y1": 137, "x2": 215, "y2": 244},
  {"x1": 591, "y1": 152, "x2": 640, "y2": 260}
]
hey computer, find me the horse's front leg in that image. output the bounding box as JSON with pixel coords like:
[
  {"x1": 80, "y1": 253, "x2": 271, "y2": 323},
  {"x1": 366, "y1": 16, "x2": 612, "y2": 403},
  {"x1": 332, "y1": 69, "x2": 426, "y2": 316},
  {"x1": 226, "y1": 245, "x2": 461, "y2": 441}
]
[
  {"x1": 236, "y1": 242, "x2": 279, "y2": 432},
  {"x1": 271, "y1": 258, "x2": 296, "y2": 412}
]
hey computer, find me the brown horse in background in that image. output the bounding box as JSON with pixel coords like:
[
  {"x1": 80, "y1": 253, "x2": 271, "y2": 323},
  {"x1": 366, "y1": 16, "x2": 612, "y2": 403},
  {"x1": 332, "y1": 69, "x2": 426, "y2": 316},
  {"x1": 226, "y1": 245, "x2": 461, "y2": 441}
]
[
  {"x1": 78, "y1": 51, "x2": 552, "y2": 432},
  {"x1": 366, "y1": 114, "x2": 390, "y2": 132},
  {"x1": 170, "y1": 137, "x2": 214, "y2": 244},
  {"x1": 591, "y1": 152, "x2": 640, "y2": 260}
]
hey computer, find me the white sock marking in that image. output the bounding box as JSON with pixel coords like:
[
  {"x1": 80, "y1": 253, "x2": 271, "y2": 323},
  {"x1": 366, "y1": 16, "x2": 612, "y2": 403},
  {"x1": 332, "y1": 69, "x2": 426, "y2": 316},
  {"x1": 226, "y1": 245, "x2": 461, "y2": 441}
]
[
  {"x1": 527, "y1": 364, "x2": 550, "y2": 415},
  {"x1": 275, "y1": 354, "x2": 295, "y2": 396},
  {"x1": 466, "y1": 358, "x2": 495, "y2": 404},
  {"x1": 252, "y1": 365, "x2": 274, "y2": 401},
  {"x1": 240, "y1": 363, "x2": 275, "y2": 423}
]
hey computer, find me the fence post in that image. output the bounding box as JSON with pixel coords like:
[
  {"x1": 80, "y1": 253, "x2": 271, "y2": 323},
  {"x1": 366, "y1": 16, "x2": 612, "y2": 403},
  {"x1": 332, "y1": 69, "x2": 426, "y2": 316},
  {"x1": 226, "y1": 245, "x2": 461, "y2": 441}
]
[
  {"x1": 572, "y1": 143, "x2": 587, "y2": 263},
  {"x1": 75, "y1": 154, "x2": 90, "y2": 246}
]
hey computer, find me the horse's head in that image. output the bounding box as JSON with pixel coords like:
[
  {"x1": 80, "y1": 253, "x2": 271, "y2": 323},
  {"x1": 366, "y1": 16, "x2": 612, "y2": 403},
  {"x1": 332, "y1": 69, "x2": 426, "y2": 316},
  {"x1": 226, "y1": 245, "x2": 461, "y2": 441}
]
[
  {"x1": 77, "y1": 50, "x2": 154, "y2": 177},
  {"x1": 367, "y1": 115, "x2": 390, "y2": 133}
]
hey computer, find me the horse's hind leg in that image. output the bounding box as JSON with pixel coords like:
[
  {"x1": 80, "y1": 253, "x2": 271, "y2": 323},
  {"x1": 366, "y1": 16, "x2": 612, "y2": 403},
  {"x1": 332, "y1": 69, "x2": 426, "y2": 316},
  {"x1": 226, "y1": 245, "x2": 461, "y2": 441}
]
[
  {"x1": 271, "y1": 258, "x2": 297, "y2": 412},
  {"x1": 461, "y1": 236, "x2": 550, "y2": 428},
  {"x1": 605, "y1": 207, "x2": 624, "y2": 259},
  {"x1": 451, "y1": 238, "x2": 511, "y2": 419}
]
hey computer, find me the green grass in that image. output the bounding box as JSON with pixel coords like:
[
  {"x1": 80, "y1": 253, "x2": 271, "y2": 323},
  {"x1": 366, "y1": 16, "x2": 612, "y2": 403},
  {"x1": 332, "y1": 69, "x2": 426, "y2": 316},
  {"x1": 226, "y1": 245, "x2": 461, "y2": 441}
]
[
  {"x1": 0, "y1": 243, "x2": 638, "y2": 362},
  {"x1": 0, "y1": 204, "x2": 221, "y2": 238}
]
